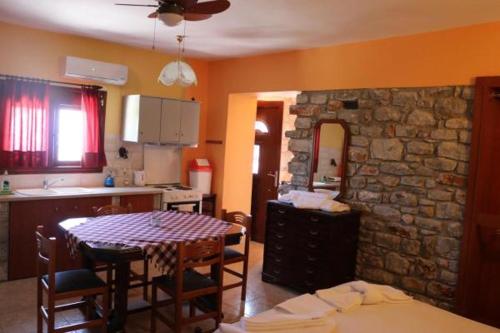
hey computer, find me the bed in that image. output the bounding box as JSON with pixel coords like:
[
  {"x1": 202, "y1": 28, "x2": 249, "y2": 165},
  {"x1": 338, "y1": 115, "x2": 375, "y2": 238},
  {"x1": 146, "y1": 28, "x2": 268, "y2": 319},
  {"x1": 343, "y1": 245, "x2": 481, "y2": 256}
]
[{"x1": 217, "y1": 294, "x2": 500, "y2": 333}]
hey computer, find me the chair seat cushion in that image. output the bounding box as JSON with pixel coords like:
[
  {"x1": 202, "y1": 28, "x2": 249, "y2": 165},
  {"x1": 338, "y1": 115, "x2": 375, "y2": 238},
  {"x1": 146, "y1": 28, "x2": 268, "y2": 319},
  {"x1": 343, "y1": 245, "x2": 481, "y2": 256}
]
[
  {"x1": 224, "y1": 247, "x2": 244, "y2": 261},
  {"x1": 153, "y1": 270, "x2": 217, "y2": 292},
  {"x1": 43, "y1": 269, "x2": 106, "y2": 294}
]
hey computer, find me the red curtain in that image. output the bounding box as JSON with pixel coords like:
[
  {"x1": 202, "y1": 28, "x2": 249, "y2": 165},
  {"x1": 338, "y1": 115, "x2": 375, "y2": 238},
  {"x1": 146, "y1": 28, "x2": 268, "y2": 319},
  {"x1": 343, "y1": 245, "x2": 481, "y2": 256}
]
[
  {"x1": 0, "y1": 79, "x2": 50, "y2": 169},
  {"x1": 81, "y1": 88, "x2": 106, "y2": 168}
]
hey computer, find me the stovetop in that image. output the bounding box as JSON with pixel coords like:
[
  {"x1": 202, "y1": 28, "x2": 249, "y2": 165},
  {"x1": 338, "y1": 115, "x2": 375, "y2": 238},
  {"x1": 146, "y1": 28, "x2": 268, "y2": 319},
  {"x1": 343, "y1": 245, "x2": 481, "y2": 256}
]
[{"x1": 152, "y1": 183, "x2": 192, "y2": 191}]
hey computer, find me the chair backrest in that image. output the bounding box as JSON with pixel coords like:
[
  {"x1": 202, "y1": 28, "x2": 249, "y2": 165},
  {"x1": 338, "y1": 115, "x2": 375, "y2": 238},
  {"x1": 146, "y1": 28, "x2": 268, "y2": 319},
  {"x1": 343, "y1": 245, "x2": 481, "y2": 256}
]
[
  {"x1": 174, "y1": 238, "x2": 224, "y2": 298},
  {"x1": 35, "y1": 225, "x2": 57, "y2": 287},
  {"x1": 221, "y1": 209, "x2": 252, "y2": 242},
  {"x1": 93, "y1": 204, "x2": 132, "y2": 216}
]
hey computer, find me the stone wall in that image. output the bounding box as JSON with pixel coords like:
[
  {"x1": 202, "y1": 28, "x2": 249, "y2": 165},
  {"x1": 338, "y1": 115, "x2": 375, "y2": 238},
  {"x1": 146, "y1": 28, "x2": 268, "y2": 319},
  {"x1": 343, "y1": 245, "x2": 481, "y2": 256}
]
[
  {"x1": 0, "y1": 202, "x2": 8, "y2": 281},
  {"x1": 287, "y1": 87, "x2": 473, "y2": 309}
]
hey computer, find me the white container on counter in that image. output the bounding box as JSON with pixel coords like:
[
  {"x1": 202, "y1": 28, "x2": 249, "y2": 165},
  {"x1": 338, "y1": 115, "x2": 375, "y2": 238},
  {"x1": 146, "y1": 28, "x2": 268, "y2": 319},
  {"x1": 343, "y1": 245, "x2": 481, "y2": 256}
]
[{"x1": 189, "y1": 159, "x2": 212, "y2": 194}]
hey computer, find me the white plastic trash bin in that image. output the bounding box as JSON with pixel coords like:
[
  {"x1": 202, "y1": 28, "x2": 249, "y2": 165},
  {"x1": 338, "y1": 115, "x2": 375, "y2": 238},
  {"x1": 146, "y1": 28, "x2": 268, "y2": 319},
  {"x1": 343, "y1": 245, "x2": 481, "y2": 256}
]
[{"x1": 189, "y1": 159, "x2": 212, "y2": 194}]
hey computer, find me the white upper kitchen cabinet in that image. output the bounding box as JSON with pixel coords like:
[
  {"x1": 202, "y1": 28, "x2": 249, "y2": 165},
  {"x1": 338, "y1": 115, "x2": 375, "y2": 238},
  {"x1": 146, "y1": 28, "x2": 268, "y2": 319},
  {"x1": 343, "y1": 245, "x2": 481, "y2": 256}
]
[
  {"x1": 122, "y1": 95, "x2": 161, "y2": 143},
  {"x1": 179, "y1": 100, "x2": 200, "y2": 145},
  {"x1": 122, "y1": 95, "x2": 199, "y2": 146}
]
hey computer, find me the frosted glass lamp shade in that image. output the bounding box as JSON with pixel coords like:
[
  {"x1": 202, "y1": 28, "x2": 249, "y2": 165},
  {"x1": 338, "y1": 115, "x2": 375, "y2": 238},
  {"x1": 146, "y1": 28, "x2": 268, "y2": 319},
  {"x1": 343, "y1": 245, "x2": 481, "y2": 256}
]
[
  {"x1": 158, "y1": 12, "x2": 183, "y2": 27},
  {"x1": 158, "y1": 60, "x2": 198, "y2": 87}
]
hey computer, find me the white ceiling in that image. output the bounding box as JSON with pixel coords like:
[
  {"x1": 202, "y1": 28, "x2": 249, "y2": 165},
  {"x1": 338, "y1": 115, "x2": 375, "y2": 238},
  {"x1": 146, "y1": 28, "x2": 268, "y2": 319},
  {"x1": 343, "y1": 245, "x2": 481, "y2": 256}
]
[{"x1": 1, "y1": 0, "x2": 500, "y2": 59}]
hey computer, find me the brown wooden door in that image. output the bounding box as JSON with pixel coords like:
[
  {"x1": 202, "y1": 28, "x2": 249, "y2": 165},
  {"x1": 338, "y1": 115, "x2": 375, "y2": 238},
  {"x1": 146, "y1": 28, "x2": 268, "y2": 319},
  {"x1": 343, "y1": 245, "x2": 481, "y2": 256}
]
[
  {"x1": 457, "y1": 77, "x2": 500, "y2": 328},
  {"x1": 251, "y1": 101, "x2": 283, "y2": 242}
]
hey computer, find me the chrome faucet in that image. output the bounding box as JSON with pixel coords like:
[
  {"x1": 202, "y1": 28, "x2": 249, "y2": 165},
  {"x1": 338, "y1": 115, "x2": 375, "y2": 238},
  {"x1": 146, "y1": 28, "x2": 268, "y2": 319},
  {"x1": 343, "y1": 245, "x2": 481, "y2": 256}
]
[{"x1": 43, "y1": 177, "x2": 64, "y2": 190}]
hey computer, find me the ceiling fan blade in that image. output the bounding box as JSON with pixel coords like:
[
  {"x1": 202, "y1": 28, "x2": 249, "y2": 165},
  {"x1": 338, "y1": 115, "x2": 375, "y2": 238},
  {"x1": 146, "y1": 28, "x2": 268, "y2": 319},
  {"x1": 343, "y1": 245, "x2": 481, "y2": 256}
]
[
  {"x1": 148, "y1": 11, "x2": 158, "y2": 18},
  {"x1": 184, "y1": 13, "x2": 212, "y2": 21},
  {"x1": 115, "y1": 3, "x2": 158, "y2": 7},
  {"x1": 186, "y1": 0, "x2": 230, "y2": 14},
  {"x1": 175, "y1": 0, "x2": 198, "y2": 9}
]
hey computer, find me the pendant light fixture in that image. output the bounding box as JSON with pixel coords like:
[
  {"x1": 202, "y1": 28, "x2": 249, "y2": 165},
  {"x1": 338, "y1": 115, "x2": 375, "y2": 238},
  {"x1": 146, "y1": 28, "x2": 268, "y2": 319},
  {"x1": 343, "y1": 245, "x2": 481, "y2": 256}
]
[{"x1": 158, "y1": 34, "x2": 197, "y2": 87}]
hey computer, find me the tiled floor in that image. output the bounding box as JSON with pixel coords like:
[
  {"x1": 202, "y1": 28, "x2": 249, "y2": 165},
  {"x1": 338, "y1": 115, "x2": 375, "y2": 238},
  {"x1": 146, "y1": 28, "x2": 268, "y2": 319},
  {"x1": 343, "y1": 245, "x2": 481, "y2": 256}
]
[{"x1": 0, "y1": 241, "x2": 298, "y2": 332}]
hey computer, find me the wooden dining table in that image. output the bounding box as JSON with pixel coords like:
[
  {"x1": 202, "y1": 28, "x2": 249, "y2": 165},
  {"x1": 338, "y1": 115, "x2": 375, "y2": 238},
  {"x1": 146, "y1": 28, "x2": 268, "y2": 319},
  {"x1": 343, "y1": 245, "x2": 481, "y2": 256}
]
[{"x1": 59, "y1": 212, "x2": 245, "y2": 333}]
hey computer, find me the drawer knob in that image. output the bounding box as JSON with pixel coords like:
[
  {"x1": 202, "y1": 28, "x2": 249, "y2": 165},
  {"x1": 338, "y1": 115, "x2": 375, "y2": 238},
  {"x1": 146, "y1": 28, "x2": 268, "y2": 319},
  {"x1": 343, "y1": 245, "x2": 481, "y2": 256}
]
[
  {"x1": 278, "y1": 209, "x2": 286, "y2": 214},
  {"x1": 277, "y1": 221, "x2": 285, "y2": 227},
  {"x1": 307, "y1": 242, "x2": 318, "y2": 249},
  {"x1": 310, "y1": 217, "x2": 319, "y2": 222},
  {"x1": 307, "y1": 255, "x2": 317, "y2": 262},
  {"x1": 274, "y1": 257, "x2": 282, "y2": 263},
  {"x1": 309, "y1": 229, "x2": 319, "y2": 236},
  {"x1": 273, "y1": 268, "x2": 281, "y2": 274},
  {"x1": 275, "y1": 233, "x2": 285, "y2": 239},
  {"x1": 275, "y1": 244, "x2": 284, "y2": 251},
  {"x1": 306, "y1": 268, "x2": 315, "y2": 274}
]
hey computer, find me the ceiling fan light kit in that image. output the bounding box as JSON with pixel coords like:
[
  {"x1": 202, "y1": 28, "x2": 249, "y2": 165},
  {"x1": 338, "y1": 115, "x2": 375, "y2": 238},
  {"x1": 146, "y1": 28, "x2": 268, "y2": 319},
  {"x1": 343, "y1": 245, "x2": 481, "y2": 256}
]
[
  {"x1": 158, "y1": 12, "x2": 183, "y2": 26},
  {"x1": 116, "y1": 0, "x2": 230, "y2": 26},
  {"x1": 115, "y1": 0, "x2": 230, "y2": 87}
]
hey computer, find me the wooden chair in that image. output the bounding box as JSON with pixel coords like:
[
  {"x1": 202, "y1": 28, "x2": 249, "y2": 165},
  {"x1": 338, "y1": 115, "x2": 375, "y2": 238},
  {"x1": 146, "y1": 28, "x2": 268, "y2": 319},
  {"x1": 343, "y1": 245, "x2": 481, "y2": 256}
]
[
  {"x1": 92, "y1": 204, "x2": 149, "y2": 303},
  {"x1": 36, "y1": 225, "x2": 109, "y2": 333},
  {"x1": 151, "y1": 238, "x2": 225, "y2": 333},
  {"x1": 221, "y1": 209, "x2": 251, "y2": 301}
]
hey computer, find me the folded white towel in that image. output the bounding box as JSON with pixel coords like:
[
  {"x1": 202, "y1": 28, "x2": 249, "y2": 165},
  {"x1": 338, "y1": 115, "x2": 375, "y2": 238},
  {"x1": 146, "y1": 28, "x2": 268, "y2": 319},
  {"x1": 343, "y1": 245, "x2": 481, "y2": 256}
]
[
  {"x1": 275, "y1": 293, "x2": 335, "y2": 316},
  {"x1": 316, "y1": 289, "x2": 363, "y2": 312},
  {"x1": 350, "y1": 280, "x2": 385, "y2": 304},
  {"x1": 376, "y1": 284, "x2": 413, "y2": 303},
  {"x1": 244, "y1": 311, "x2": 329, "y2": 331},
  {"x1": 320, "y1": 200, "x2": 351, "y2": 213},
  {"x1": 219, "y1": 323, "x2": 246, "y2": 333}
]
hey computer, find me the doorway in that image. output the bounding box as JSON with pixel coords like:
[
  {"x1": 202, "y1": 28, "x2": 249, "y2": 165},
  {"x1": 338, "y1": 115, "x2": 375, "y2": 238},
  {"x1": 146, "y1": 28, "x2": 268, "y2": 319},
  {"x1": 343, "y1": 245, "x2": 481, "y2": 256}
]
[{"x1": 251, "y1": 101, "x2": 284, "y2": 242}]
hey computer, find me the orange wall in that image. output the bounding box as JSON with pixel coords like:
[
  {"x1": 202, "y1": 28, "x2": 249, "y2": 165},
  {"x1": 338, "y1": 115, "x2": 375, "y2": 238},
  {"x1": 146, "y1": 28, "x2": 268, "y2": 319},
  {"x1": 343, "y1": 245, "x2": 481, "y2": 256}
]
[
  {"x1": 208, "y1": 21, "x2": 500, "y2": 213},
  {"x1": 0, "y1": 21, "x2": 209, "y2": 183}
]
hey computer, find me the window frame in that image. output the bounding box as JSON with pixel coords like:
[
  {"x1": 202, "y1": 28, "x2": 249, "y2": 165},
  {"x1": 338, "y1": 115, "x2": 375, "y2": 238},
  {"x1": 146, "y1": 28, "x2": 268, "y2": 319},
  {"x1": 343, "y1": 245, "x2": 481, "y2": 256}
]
[{"x1": 7, "y1": 86, "x2": 106, "y2": 174}]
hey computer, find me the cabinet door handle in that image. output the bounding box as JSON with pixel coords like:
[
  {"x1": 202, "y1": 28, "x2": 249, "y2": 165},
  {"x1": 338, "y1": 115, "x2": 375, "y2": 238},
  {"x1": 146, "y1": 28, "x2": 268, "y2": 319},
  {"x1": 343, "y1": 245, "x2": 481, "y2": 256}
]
[
  {"x1": 276, "y1": 221, "x2": 286, "y2": 227},
  {"x1": 273, "y1": 268, "x2": 281, "y2": 275},
  {"x1": 74, "y1": 205, "x2": 79, "y2": 210},
  {"x1": 274, "y1": 257, "x2": 282, "y2": 263},
  {"x1": 275, "y1": 244, "x2": 284, "y2": 251},
  {"x1": 54, "y1": 206, "x2": 59, "y2": 212},
  {"x1": 180, "y1": 132, "x2": 184, "y2": 137},
  {"x1": 275, "y1": 233, "x2": 285, "y2": 239}
]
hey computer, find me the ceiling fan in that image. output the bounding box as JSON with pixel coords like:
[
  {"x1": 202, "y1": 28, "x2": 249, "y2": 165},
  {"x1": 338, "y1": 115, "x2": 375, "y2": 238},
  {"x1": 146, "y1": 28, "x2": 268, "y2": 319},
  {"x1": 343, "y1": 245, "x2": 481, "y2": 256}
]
[{"x1": 115, "y1": 0, "x2": 231, "y2": 26}]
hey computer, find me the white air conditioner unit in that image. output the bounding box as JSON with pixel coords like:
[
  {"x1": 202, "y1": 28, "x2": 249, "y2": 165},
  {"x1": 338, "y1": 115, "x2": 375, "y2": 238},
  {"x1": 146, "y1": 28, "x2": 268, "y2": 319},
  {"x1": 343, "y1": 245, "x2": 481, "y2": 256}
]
[{"x1": 62, "y1": 56, "x2": 128, "y2": 86}]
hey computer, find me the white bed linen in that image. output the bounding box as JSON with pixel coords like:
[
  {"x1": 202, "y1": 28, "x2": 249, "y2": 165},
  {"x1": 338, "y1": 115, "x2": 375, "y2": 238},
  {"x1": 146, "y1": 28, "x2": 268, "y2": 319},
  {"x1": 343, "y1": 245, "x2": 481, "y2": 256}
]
[{"x1": 217, "y1": 299, "x2": 499, "y2": 333}]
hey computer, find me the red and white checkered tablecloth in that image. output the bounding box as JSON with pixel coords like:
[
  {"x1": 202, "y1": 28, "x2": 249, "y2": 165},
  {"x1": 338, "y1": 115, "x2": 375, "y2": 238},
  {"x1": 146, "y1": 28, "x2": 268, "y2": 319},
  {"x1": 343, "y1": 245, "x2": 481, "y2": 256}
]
[{"x1": 65, "y1": 211, "x2": 232, "y2": 276}]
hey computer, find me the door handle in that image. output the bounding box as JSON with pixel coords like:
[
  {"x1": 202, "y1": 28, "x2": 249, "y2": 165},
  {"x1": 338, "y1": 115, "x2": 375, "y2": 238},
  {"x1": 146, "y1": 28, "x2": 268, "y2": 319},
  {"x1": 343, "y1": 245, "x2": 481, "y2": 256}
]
[{"x1": 266, "y1": 170, "x2": 279, "y2": 188}]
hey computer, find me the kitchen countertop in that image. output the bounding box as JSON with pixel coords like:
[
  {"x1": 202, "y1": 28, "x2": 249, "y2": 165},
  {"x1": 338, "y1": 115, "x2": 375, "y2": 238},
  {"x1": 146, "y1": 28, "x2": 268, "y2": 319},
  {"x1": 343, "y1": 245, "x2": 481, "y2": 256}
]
[{"x1": 0, "y1": 186, "x2": 163, "y2": 202}]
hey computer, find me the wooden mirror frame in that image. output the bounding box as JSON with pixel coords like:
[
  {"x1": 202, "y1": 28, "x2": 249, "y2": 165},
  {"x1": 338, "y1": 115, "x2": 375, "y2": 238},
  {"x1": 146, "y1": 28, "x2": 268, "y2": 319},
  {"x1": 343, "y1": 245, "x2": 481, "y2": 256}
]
[{"x1": 308, "y1": 119, "x2": 350, "y2": 199}]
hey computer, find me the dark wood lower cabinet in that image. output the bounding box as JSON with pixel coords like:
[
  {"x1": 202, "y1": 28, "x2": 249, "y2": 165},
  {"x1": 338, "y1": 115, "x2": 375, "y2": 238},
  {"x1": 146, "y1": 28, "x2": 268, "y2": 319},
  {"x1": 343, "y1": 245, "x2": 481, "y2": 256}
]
[
  {"x1": 9, "y1": 196, "x2": 113, "y2": 280},
  {"x1": 262, "y1": 200, "x2": 360, "y2": 293},
  {"x1": 120, "y1": 194, "x2": 156, "y2": 213}
]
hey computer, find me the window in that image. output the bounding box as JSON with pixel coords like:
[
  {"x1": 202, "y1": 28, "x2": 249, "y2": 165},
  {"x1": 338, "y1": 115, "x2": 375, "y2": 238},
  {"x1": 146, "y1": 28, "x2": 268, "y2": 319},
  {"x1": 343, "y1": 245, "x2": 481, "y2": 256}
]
[
  {"x1": 56, "y1": 107, "x2": 85, "y2": 163},
  {"x1": 0, "y1": 79, "x2": 107, "y2": 173},
  {"x1": 255, "y1": 120, "x2": 269, "y2": 134},
  {"x1": 252, "y1": 144, "x2": 260, "y2": 174}
]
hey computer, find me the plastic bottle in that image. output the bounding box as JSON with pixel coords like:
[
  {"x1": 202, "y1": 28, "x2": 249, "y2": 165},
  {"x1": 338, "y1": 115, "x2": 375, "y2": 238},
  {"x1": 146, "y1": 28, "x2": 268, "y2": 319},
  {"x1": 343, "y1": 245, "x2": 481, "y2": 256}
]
[{"x1": 1, "y1": 170, "x2": 10, "y2": 193}]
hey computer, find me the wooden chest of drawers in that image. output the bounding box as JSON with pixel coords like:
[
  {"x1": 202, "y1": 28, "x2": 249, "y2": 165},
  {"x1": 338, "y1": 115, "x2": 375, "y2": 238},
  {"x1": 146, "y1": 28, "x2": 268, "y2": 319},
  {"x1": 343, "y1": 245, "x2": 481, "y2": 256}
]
[{"x1": 262, "y1": 200, "x2": 361, "y2": 293}]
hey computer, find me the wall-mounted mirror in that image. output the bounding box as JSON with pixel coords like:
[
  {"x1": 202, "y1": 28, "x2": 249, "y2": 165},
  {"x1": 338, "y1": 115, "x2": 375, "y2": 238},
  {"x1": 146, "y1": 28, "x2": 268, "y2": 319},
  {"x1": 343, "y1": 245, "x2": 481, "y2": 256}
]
[{"x1": 309, "y1": 120, "x2": 349, "y2": 199}]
